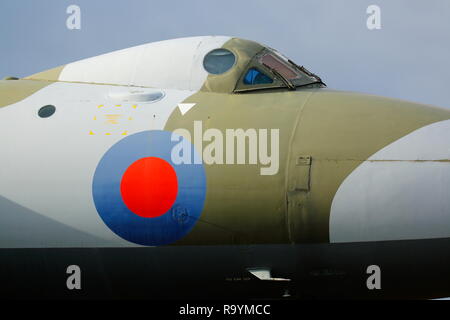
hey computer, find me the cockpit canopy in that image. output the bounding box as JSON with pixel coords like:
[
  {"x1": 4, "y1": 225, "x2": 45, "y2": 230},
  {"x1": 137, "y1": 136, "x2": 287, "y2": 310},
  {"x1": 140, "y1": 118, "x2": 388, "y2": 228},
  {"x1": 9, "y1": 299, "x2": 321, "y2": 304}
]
[
  {"x1": 26, "y1": 36, "x2": 324, "y2": 93},
  {"x1": 235, "y1": 47, "x2": 323, "y2": 92}
]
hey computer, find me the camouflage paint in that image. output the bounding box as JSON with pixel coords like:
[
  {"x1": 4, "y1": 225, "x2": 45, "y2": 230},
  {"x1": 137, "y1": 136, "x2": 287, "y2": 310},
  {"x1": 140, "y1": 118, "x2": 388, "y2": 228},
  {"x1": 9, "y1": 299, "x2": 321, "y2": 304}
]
[{"x1": 165, "y1": 88, "x2": 450, "y2": 245}]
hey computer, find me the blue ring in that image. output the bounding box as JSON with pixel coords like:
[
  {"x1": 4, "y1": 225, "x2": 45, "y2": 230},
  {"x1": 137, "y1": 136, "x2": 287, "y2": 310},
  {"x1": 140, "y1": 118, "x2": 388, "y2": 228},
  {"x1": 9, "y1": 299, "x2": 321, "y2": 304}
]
[{"x1": 92, "y1": 130, "x2": 206, "y2": 246}]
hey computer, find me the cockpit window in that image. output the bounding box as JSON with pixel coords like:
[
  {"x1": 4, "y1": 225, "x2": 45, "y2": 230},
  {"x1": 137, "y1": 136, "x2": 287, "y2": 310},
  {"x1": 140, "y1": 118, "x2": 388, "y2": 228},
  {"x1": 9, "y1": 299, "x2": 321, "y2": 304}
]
[
  {"x1": 234, "y1": 47, "x2": 325, "y2": 93},
  {"x1": 243, "y1": 68, "x2": 273, "y2": 85},
  {"x1": 259, "y1": 52, "x2": 301, "y2": 80},
  {"x1": 203, "y1": 49, "x2": 236, "y2": 75}
]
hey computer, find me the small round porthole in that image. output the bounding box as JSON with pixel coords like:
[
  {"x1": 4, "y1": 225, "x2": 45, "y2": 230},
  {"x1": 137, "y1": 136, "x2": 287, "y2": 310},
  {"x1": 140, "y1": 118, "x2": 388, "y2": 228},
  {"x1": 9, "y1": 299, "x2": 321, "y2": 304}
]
[
  {"x1": 38, "y1": 105, "x2": 56, "y2": 118},
  {"x1": 203, "y1": 49, "x2": 236, "y2": 75}
]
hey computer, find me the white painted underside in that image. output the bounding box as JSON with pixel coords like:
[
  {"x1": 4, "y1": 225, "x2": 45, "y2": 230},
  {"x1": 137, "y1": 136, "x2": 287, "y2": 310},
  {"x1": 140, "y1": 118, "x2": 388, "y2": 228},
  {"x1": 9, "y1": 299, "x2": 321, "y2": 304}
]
[
  {"x1": 0, "y1": 82, "x2": 192, "y2": 247},
  {"x1": 330, "y1": 119, "x2": 450, "y2": 243},
  {"x1": 58, "y1": 36, "x2": 230, "y2": 91}
]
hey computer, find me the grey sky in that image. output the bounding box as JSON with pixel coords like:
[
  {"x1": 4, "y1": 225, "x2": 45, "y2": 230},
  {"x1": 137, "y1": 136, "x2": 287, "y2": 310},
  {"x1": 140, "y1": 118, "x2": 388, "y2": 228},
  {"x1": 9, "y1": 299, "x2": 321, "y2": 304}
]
[{"x1": 1, "y1": 0, "x2": 449, "y2": 108}]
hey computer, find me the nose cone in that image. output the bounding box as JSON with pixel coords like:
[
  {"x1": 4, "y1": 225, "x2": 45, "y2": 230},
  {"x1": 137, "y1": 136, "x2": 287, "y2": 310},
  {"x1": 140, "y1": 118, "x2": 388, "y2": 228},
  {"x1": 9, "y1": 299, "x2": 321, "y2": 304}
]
[
  {"x1": 287, "y1": 89, "x2": 450, "y2": 243},
  {"x1": 319, "y1": 91, "x2": 450, "y2": 243},
  {"x1": 330, "y1": 116, "x2": 450, "y2": 243}
]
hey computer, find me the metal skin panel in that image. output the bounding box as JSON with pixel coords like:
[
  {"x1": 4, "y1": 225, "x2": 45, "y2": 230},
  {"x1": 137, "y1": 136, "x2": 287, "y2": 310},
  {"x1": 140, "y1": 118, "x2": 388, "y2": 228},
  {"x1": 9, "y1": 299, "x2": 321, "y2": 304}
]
[
  {"x1": 331, "y1": 119, "x2": 450, "y2": 243},
  {"x1": 165, "y1": 90, "x2": 314, "y2": 245},
  {"x1": 287, "y1": 90, "x2": 450, "y2": 243},
  {"x1": 0, "y1": 81, "x2": 193, "y2": 248},
  {"x1": 28, "y1": 36, "x2": 230, "y2": 91}
]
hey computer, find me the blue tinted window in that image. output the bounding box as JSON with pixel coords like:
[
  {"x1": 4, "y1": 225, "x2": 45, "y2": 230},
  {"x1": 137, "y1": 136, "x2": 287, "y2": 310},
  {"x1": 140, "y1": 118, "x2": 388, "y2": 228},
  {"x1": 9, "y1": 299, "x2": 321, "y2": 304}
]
[
  {"x1": 203, "y1": 49, "x2": 236, "y2": 74},
  {"x1": 243, "y1": 68, "x2": 273, "y2": 85}
]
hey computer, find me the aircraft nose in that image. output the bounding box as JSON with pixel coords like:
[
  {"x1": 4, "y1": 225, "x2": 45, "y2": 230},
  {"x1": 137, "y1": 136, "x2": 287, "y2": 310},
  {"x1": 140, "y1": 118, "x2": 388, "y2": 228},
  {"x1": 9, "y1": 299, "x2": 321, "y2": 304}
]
[
  {"x1": 287, "y1": 90, "x2": 450, "y2": 243},
  {"x1": 330, "y1": 113, "x2": 450, "y2": 242}
]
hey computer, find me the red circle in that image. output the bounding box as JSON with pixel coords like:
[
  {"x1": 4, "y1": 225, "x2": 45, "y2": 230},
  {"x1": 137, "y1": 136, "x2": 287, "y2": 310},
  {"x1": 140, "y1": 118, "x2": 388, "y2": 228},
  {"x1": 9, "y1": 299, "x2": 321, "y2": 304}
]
[{"x1": 120, "y1": 157, "x2": 178, "y2": 218}]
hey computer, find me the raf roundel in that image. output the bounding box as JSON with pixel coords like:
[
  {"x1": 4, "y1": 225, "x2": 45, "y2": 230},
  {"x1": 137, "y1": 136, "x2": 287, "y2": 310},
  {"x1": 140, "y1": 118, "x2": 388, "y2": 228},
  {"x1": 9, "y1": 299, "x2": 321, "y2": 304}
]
[{"x1": 92, "y1": 130, "x2": 206, "y2": 246}]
